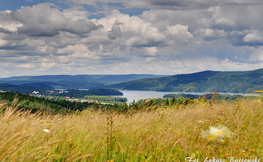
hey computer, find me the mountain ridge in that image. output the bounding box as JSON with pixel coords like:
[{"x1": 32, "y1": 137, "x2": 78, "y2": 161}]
[
  {"x1": 0, "y1": 74, "x2": 166, "y2": 89},
  {"x1": 108, "y1": 68, "x2": 263, "y2": 93}
]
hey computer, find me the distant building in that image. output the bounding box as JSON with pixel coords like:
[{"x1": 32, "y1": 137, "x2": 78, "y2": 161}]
[{"x1": 32, "y1": 91, "x2": 39, "y2": 95}]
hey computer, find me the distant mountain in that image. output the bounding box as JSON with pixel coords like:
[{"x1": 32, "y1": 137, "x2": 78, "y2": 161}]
[
  {"x1": 0, "y1": 83, "x2": 52, "y2": 94},
  {"x1": 20, "y1": 82, "x2": 54, "y2": 90},
  {"x1": 1, "y1": 74, "x2": 165, "y2": 83},
  {"x1": 109, "y1": 69, "x2": 263, "y2": 93},
  {"x1": 0, "y1": 74, "x2": 165, "y2": 89}
]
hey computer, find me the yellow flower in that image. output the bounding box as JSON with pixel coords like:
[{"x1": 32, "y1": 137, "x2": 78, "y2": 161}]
[
  {"x1": 209, "y1": 127, "x2": 224, "y2": 137},
  {"x1": 170, "y1": 154, "x2": 173, "y2": 157},
  {"x1": 47, "y1": 153, "x2": 51, "y2": 156},
  {"x1": 202, "y1": 125, "x2": 231, "y2": 141},
  {"x1": 207, "y1": 134, "x2": 215, "y2": 140},
  {"x1": 196, "y1": 150, "x2": 199, "y2": 154}
]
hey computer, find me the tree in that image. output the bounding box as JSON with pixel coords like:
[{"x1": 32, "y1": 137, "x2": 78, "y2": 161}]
[
  {"x1": 184, "y1": 97, "x2": 189, "y2": 105},
  {"x1": 165, "y1": 98, "x2": 169, "y2": 106},
  {"x1": 171, "y1": 96, "x2": 176, "y2": 105}
]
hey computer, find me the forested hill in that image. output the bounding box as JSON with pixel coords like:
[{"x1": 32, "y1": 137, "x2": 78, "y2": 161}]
[
  {"x1": 109, "y1": 68, "x2": 263, "y2": 93},
  {"x1": 0, "y1": 83, "x2": 52, "y2": 94},
  {"x1": 0, "y1": 74, "x2": 165, "y2": 83},
  {"x1": 0, "y1": 74, "x2": 165, "y2": 89}
]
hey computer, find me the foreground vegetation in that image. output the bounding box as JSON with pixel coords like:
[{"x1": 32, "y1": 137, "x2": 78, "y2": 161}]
[{"x1": 0, "y1": 95, "x2": 262, "y2": 161}]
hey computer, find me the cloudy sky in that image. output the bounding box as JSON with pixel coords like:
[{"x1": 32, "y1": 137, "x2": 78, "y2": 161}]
[{"x1": 1, "y1": 0, "x2": 263, "y2": 77}]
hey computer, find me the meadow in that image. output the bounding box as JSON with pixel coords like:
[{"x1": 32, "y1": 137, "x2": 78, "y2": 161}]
[{"x1": 0, "y1": 96, "x2": 262, "y2": 161}]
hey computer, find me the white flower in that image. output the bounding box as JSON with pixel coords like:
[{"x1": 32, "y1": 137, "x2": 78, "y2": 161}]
[
  {"x1": 202, "y1": 125, "x2": 232, "y2": 142},
  {"x1": 43, "y1": 129, "x2": 51, "y2": 133},
  {"x1": 209, "y1": 127, "x2": 224, "y2": 137}
]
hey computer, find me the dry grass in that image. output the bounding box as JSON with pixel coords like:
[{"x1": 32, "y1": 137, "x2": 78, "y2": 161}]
[{"x1": 0, "y1": 99, "x2": 262, "y2": 161}]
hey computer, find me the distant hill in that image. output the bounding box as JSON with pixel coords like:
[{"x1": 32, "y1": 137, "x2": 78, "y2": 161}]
[
  {"x1": 20, "y1": 82, "x2": 54, "y2": 90},
  {"x1": 0, "y1": 83, "x2": 52, "y2": 94},
  {"x1": 49, "y1": 88, "x2": 123, "y2": 98},
  {"x1": 0, "y1": 74, "x2": 165, "y2": 89},
  {"x1": 0, "y1": 74, "x2": 165, "y2": 83},
  {"x1": 109, "y1": 68, "x2": 263, "y2": 93}
]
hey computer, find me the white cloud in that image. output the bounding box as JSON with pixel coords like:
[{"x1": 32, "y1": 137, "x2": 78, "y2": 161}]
[
  {"x1": 215, "y1": 17, "x2": 235, "y2": 27},
  {"x1": 144, "y1": 47, "x2": 157, "y2": 57},
  {"x1": 63, "y1": 9, "x2": 90, "y2": 21},
  {"x1": 0, "y1": 10, "x2": 23, "y2": 32},
  {"x1": 0, "y1": 39, "x2": 8, "y2": 47},
  {"x1": 1, "y1": 1, "x2": 263, "y2": 77},
  {"x1": 10, "y1": 3, "x2": 100, "y2": 37},
  {"x1": 243, "y1": 30, "x2": 263, "y2": 44},
  {"x1": 165, "y1": 24, "x2": 193, "y2": 43},
  {"x1": 16, "y1": 63, "x2": 35, "y2": 69}
]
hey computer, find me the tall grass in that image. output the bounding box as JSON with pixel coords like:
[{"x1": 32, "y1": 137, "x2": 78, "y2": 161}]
[{"x1": 0, "y1": 98, "x2": 262, "y2": 161}]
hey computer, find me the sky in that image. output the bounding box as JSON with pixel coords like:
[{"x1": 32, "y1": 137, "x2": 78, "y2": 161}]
[{"x1": 1, "y1": 0, "x2": 263, "y2": 78}]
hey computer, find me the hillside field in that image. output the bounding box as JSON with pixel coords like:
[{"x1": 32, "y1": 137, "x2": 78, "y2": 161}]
[{"x1": 0, "y1": 96, "x2": 262, "y2": 161}]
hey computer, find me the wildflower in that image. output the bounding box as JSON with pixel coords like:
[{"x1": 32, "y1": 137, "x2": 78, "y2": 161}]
[
  {"x1": 170, "y1": 154, "x2": 173, "y2": 157},
  {"x1": 43, "y1": 129, "x2": 51, "y2": 133},
  {"x1": 47, "y1": 153, "x2": 51, "y2": 156},
  {"x1": 68, "y1": 139, "x2": 73, "y2": 145},
  {"x1": 202, "y1": 125, "x2": 232, "y2": 142},
  {"x1": 196, "y1": 150, "x2": 199, "y2": 154},
  {"x1": 206, "y1": 134, "x2": 215, "y2": 141},
  {"x1": 198, "y1": 120, "x2": 204, "y2": 123},
  {"x1": 209, "y1": 127, "x2": 224, "y2": 137}
]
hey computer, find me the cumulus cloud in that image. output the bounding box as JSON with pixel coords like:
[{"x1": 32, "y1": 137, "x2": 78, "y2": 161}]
[
  {"x1": 10, "y1": 3, "x2": 100, "y2": 37},
  {"x1": 165, "y1": 25, "x2": 194, "y2": 44},
  {"x1": 243, "y1": 30, "x2": 263, "y2": 45},
  {"x1": 108, "y1": 24, "x2": 122, "y2": 39},
  {"x1": 1, "y1": 0, "x2": 263, "y2": 77}
]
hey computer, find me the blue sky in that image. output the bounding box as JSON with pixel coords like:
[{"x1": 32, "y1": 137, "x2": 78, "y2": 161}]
[{"x1": 0, "y1": 0, "x2": 263, "y2": 77}]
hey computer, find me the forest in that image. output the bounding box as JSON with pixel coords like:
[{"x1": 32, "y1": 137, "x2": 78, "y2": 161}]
[
  {"x1": 0, "y1": 92, "x2": 106, "y2": 113},
  {"x1": 109, "y1": 68, "x2": 263, "y2": 93}
]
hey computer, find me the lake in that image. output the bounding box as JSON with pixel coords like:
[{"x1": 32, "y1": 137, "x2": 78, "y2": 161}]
[{"x1": 114, "y1": 90, "x2": 258, "y2": 103}]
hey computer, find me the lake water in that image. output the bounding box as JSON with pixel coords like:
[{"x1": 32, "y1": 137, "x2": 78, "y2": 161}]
[{"x1": 114, "y1": 90, "x2": 258, "y2": 103}]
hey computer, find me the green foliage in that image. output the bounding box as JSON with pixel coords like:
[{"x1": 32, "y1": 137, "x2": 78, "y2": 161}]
[
  {"x1": 171, "y1": 96, "x2": 176, "y2": 105},
  {"x1": 165, "y1": 98, "x2": 170, "y2": 106},
  {"x1": 0, "y1": 92, "x2": 102, "y2": 113},
  {"x1": 0, "y1": 83, "x2": 51, "y2": 94},
  {"x1": 163, "y1": 93, "x2": 257, "y2": 101},
  {"x1": 49, "y1": 88, "x2": 123, "y2": 98},
  {"x1": 85, "y1": 96, "x2": 127, "y2": 103},
  {"x1": 183, "y1": 97, "x2": 189, "y2": 105}
]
